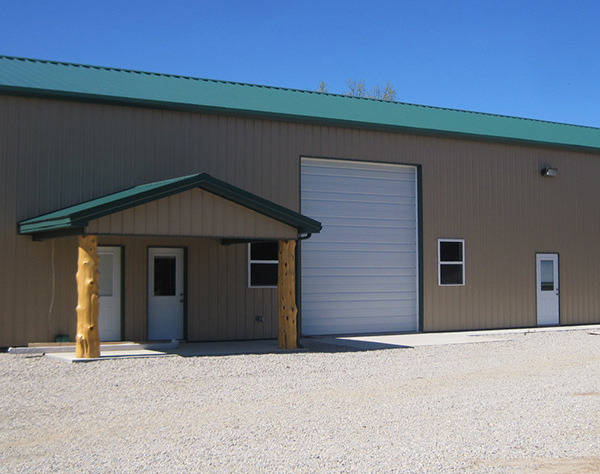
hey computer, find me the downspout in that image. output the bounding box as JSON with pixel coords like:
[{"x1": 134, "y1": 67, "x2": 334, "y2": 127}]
[{"x1": 295, "y1": 233, "x2": 312, "y2": 347}]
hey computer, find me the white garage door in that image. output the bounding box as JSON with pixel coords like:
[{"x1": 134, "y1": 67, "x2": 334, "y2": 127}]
[{"x1": 301, "y1": 158, "x2": 418, "y2": 335}]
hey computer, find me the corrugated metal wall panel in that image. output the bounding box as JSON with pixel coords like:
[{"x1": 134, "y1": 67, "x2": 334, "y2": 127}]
[
  {"x1": 86, "y1": 188, "x2": 296, "y2": 239},
  {"x1": 2, "y1": 93, "x2": 600, "y2": 346},
  {"x1": 82, "y1": 235, "x2": 278, "y2": 342}
]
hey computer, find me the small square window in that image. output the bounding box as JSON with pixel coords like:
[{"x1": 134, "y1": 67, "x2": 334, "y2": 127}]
[
  {"x1": 248, "y1": 241, "x2": 278, "y2": 288},
  {"x1": 438, "y1": 239, "x2": 465, "y2": 286}
]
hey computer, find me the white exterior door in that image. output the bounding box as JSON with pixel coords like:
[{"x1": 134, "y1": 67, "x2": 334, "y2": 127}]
[
  {"x1": 98, "y1": 246, "x2": 122, "y2": 341},
  {"x1": 301, "y1": 158, "x2": 419, "y2": 335},
  {"x1": 148, "y1": 247, "x2": 185, "y2": 340},
  {"x1": 536, "y1": 253, "x2": 559, "y2": 326}
]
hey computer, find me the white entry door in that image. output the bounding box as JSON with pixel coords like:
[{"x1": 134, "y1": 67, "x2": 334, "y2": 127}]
[
  {"x1": 536, "y1": 253, "x2": 559, "y2": 326},
  {"x1": 98, "y1": 246, "x2": 122, "y2": 341},
  {"x1": 148, "y1": 247, "x2": 185, "y2": 340}
]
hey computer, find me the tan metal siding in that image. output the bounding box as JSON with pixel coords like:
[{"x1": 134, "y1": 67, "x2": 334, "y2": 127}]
[
  {"x1": 86, "y1": 188, "x2": 297, "y2": 239},
  {"x1": 419, "y1": 144, "x2": 600, "y2": 330},
  {"x1": 2, "y1": 93, "x2": 600, "y2": 346},
  {"x1": 2, "y1": 234, "x2": 278, "y2": 344}
]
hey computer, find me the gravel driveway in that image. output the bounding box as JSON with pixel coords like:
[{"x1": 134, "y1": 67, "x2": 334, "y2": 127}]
[{"x1": 1, "y1": 330, "x2": 599, "y2": 472}]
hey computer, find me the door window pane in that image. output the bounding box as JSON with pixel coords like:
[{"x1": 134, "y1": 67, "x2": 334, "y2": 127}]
[
  {"x1": 540, "y1": 260, "x2": 554, "y2": 291},
  {"x1": 154, "y1": 256, "x2": 176, "y2": 296},
  {"x1": 98, "y1": 255, "x2": 114, "y2": 297}
]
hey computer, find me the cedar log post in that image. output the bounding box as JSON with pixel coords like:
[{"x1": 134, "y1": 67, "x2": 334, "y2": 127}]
[
  {"x1": 75, "y1": 234, "x2": 101, "y2": 358},
  {"x1": 278, "y1": 240, "x2": 298, "y2": 349}
]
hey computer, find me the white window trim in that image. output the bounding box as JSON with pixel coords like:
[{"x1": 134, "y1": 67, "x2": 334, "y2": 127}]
[
  {"x1": 248, "y1": 242, "x2": 278, "y2": 288},
  {"x1": 438, "y1": 239, "x2": 465, "y2": 286}
]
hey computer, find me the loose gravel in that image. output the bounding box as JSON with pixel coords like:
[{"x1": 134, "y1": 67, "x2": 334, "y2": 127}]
[{"x1": 1, "y1": 330, "x2": 599, "y2": 473}]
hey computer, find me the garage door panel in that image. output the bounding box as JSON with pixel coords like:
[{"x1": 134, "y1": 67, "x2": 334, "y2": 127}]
[
  {"x1": 312, "y1": 227, "x2": 417, "y2": 244},
  {"x1": 303, "y1": 246, "x2": 416, "y2": 265},
  {"x1": 304, "y1": 181, "x2": 416, "y2": 197},
  {"x1": 301, "y1": 158, "x2": 419, "y2": 336},
  {"x1": 302, "y1": 265, "x2": 417, "y2": 277},
  {"x1": 302, "y1": 310, "x2": 417, "y2": 325},
  {"x1": 303, "y1": 261, "x2": 417, "y2": 274},
  {"x1": 303, "y1": 182, "x2": 409, "y2": 200},
  {"x1": 314, "y1": 230, "x2": 413, "y2": 245},
  {"x1": 306, "y1": 300, "x2": 415, "y2": 319},
  {"x1": 303, "y1": 198, "x2": 414, "y2": 220},
  {"x1": 305, "y1": 200, "x2": 416, "y2": 219},
  {"x1": 317, "y1": 220, "x2": 416, "y2": 230},
  {"x1": 303, "y1": 293, "x2": 417, "y2": 307},
  {"x1": 304, "y1": 190, "x2": 416, "y2": 205},
  {"x1": 302, "y1": 316, "x2": 417, "y2": 335},
  {"x1": 302, "y1": 259, "x2": 416, "y2": 280},
  {"x1": 304, "y1": 179, "x2": 416, "y2": 195},
  {"x1": 303, "y1": 250, "x2": 416, "y2": 264},
  {"x1": 303, "y1": 241, "x2": 415, "y2": 253},
  {"x1": 302, "y1": 275, "x2": 416, "y2": 293},
  {"x1": 303, "y1": 162, "x2": 415, "y2": 181}
]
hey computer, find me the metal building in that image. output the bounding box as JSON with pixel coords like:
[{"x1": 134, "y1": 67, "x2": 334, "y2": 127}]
[{"x1": 2, "y1": 56, "x2": 600, "y2": 348}]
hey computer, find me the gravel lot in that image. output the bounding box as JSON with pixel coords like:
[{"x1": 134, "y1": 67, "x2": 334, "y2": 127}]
[{"x1": 1, "y1": 330, "x2": 599, "y2": 473}]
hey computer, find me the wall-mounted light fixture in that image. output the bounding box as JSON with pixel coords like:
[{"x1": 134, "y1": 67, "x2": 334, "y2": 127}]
[{"x1": 541, "y1": 167, "x2": 558, "y2": 177}]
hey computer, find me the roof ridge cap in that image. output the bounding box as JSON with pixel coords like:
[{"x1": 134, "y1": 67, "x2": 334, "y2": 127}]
[
  {"x1": 0, "y1": 55, "x2": 329, "y2": 92},
  {"x1": 1, "y1": 55, "x2": 599, "y2": 132},
  {"x1": 0, "y1": 55, "x2": 214, "y2": 83}
]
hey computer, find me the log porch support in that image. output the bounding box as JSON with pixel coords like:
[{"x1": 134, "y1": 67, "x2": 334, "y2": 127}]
[
  {"x1": 278, "y1": 240, "x2": 298, "y2": 349},
  {"x1": 75, "y1": 234, "x2": 101, "y2": 358}
]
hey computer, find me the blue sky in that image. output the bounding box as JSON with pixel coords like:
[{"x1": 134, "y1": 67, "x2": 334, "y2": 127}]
[{"x1": 2, "y1": 0, "x2": 600, "y2": 127}]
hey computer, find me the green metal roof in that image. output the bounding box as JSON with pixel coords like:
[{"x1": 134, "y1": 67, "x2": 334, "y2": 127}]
[
  {"x1": 18, "y1": 173, "x2": 322, "y2": 238},
  {"x1": 1, "y1": 55, "x2": 600, "y2": 151}
]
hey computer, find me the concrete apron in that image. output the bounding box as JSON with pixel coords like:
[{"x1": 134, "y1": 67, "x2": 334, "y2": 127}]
[
  {"x1": 9, "y1": 324, "x2": 600, "y2": 363},
  {"x1": 318, "y1": 324, "x2": 600, "y2": 351}
]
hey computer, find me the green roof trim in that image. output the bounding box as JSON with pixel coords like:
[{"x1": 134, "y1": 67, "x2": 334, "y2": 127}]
[
  {"x1": 1, "y1": 56, "x2": 600, "y2": 151},
  {"x1": 18, "y1": 173, "x2": 322, "y2": 237}
]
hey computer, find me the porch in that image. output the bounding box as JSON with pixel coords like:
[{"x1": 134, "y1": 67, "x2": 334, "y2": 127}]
[{"x1": 17, "y1": 173, "x2": 321, "y2": 358}]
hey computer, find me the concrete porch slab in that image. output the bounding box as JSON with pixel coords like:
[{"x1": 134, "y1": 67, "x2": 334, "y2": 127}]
[
  {"x1": 8, "y1": 340, "x2": 179, "y2": 355},
  {"x1": 46, "y1": 348, "x2": 177, "y2": 363},
  {"x1": 40, "y1": 339, "x2": 303, "y2": 362}
]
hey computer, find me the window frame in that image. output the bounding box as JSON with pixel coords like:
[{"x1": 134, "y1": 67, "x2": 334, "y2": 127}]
[
  {"x1": 248, "y1": 241, "x2": 279, "y2": 288},
  {"x1": 438, "y1": 239, "x2": 465, "y2": 286}
]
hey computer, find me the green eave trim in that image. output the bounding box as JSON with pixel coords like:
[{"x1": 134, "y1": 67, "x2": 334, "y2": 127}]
[
  {"x1": 18, "y1": 173, "x2": 322, "y2": 238},
  {"x1": 2, "y1": 56, "x2": 600, "y2": 152}
]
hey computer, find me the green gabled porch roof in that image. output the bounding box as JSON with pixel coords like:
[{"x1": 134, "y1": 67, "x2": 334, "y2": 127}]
[
  {"x1": 1, "y1": 56, "x2": 600, "y2": 152},
  {"x1": 18, "y1": 173, "x2": 322, "y2": 238}
]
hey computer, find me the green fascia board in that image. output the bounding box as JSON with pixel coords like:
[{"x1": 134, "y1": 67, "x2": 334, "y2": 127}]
[
  {"x1": 18, "y1": 173, "x2": 322, "y2": 237},
  {"x1": 2, "y1": 56, "x2": 600, "y2": 151}
]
